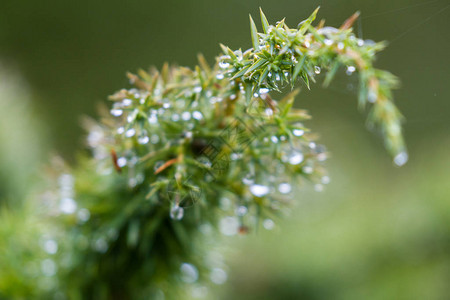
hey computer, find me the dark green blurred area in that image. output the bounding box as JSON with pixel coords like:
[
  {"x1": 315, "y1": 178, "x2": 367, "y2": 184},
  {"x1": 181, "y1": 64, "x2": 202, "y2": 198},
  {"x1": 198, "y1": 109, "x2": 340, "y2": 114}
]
[{"x1": 1, "y1": 0, "x2": 449, "y2": 299}]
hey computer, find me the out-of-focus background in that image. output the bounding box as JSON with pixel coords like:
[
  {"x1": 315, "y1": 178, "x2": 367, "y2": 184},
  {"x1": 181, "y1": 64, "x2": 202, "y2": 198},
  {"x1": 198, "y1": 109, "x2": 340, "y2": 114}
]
[{"x1": 1, "y1": 0, "x2": 449, "y2": 299}]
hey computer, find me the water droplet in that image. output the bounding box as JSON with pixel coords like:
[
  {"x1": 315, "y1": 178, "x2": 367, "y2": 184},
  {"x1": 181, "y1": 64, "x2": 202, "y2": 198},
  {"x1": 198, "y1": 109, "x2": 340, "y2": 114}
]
[
  {"x1": 346, "y1": 66, "x2": 356, "y2": 75},
  {"x1": 263, "y1": 219, "x2": 275, "y2": 230},
  {"x1": 138, "y1": 134, "x2": 149, "y2": 144},
  {"x1": 314, "y1": 66, "x2": 321, "y2": 74},
  {"x1": 321, "y1": 176, "x2": 331, "y2": 185},
  {"x1": 253, "y1": 92, "x2": 259, "y2": 98},
  {"x1": 278, "y1": 182, "x2": 292, "y2": 194},
  {"x1": 250, "y1": 184, "x2": 270, "y2": 197},
  {"x1": 304, "y1": 41, "x2": 311, "y2": 48},
  {"x1": 337, "y1": 42, "x2": 345, "y2": 50},
  {"x1": 357, "y1": 39, "x2": 364, "y2": 47},
  {"x1": 117, "y1": 157, "x2": 127, "y2": 168},
  {"x1": 309, "y1": 142, "x2": 316, "y2": 149},
  {"x1": 235, "y1": 206, "x2": 248, "y2": 216},
  {"x1": 210, "y1": 268, "x2": 228, "y2": 285},
  {"x1": 271, "y1": 136, "x2": 279, "y2": 143},
  {"x1": 197, "y1": 156, "x2": 211, "y2": 168},
  {"x1": 60, "y1": 198, "x2": 77, "y2": 214},
  {"x1": 117, "y1": 126, "x2": 125, "y2": 134},
  {"x1": 219, "y1": 61, "x2": 230, "y2": 69},
  {"x1": 231, "y1": 153, "x2": 242, "y2": 160},
  {"x1": 93, "y1": 238, "x2": 108, "y2": 253},
  {"x1": 191, "y1": 286, "x2": 208, "y2": 298},
  {"x1": 163, "y1": 102, "x2": 171, "y2": 109},
  {"x1": 200, "y1": 223, "x2": 213, "y2": 236},
  {"x1": 125, "y1": 128, "x2": 136, "y2": 137},
  {"x1": 128, "y1": 177, "x2": 137, "y2": 188},
  {"x1": 219, "y1": 216, "x2": 239, "y2": 236},
  {"x1": 43, "y1": 239, "x2": 58, "y2": 255},
  {"x1": 87, "y1": 129, "x2": 103, "y2": 148},
  {"x1": 59, "y1": 173, "x2": 74, "y2": 187},
  {"x1": 271, "y1": 202, "x2": 281, "y2": 211},
  {"x1": 122, "y1": 98, "x2": 133, "y2": 107},
  {"x1": 265, "y1": 108, "x2": 274, "y2": 117},
  {"x1": 279, "y1": 135, "x2": 286, "y2": 141},
  {"x1": 368, "y1": 90, "x2": 377, "y2": 103},
  {"x1": 170, "y1": 204, "x2": 184, "y2": 220},
  {"x1": 171, "y1": 114, "x2": 180, "y2": 122},
  {"x1": 317, "y1": 153, "x2": 327, "y2": 162},
  {"x1": 181, "y1": 111, "x2": 191, "y2": 121},
  {"x1": 180, "y1": 263, "x2": 199, "y2": 283},
  {"x1": 127, "y1": 109, "x2": 138, "y2": 123},
  {"x1": 324, "y1": 39, "x2": 333, "y2": 46},
  {"x1": 150, "y1": 134, "x2": 160, "y2": 144},
  {"x1": 192, "y1": 111, "x2": 203, "y2": 120},
  {"x1": 129, "y1": 156, "x2": 139, "y2": 166},
  {"x1": 317, "y1": 26, "x2": 340, "y2": 35},
  {"x1": 135, "y1": 173, "x2": 144, "y2": 184},
  {"x1": 394, "y1": 151, "x2": 408, "y2": 167},
  {"x1": 110, "y1": 108, "x2": 123, "y2": 117},
  {"x1": 259, "y1": 87, "x2": 270, "y2": 94},
  {"x1": 148, "y1": 114, "x2": 158, "y2": 124},
  {"x1": 242, "y1": 174, "x2": 254, "y2": 185},
  {"x1": 153, "y1": 160, "x2": 164, "y2": 171},
  {"x1": 292, "y1": 129, "x2": 304, "y2": 136},
  {"x1": 220, "y1": 197, "x2": 232, "y2": 210},
  {"x1": 41, "y1": 259, "x2": 57, "y2": 277},
  {"x1": 77, "y1": 208, "x2": 90, "y2": 222},
  {"x1": 288, "y1": 151, "x2": 304, "y2": 165},
  {"x1": 303, "y1": 165, "x2": 314, "y2": 174},
  {"x1": 314, "y1": 184, "x2": 324, "y2": 192},
  {"x1": 216, "y1": 73, "x2": 224, "y2": 80}
]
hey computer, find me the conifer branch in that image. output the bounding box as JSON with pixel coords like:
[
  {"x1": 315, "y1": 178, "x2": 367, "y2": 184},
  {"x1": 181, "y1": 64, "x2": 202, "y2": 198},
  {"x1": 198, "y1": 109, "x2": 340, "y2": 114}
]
[{"x1": 0, "y1": 8, "x2": 407, "y2": 299}]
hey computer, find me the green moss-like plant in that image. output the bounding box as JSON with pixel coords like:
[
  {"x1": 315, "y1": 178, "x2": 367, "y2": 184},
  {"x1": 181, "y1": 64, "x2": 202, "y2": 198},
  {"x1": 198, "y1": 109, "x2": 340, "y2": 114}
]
[{"x1": 1, "y1": 8, "x2": 407, "y2": 299}]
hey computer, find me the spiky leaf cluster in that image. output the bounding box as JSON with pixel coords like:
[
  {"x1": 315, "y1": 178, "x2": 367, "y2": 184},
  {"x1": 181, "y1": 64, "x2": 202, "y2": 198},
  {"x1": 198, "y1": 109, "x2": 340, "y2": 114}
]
[{"x1": 220, "y1": 8, "x2": 406, "y2": 159}]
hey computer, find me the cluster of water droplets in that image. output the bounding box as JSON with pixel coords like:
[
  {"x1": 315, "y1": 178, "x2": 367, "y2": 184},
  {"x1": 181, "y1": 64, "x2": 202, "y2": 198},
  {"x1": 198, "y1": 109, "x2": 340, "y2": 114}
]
[
  {"x1": 109, "y1": 87, "x2": 208, "y2": 154},
  {"x1": 107, "y1": 60, "x2": 329, "y2": 241}
]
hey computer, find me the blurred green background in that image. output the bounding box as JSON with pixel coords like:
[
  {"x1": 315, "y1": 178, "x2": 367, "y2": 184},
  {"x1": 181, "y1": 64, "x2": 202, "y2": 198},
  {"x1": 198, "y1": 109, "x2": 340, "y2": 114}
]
[{"x1": 1, "y1": 0, "x2": 449, "y2": 299}]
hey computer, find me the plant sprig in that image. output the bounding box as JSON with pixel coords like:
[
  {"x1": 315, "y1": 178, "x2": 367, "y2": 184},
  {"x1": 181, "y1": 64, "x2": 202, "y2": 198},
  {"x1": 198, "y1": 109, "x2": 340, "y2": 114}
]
[
  {"x1": 3, "y1": 8, "x2": 408, "y2": 300},
  {"x1": 220, "y1": 7, "x2": 407, "y2": 163}
]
